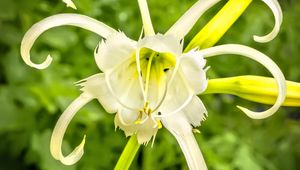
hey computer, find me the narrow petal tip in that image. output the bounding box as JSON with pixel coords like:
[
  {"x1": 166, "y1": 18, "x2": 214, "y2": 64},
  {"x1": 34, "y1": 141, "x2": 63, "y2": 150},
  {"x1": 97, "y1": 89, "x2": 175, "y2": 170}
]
[
  {"x1": 236, "y1": 105, "x2": 275, "y2": 119},
  {"x1": 63, "y1": 0, "x2": 77, "y2": 9},
  {"x1": 29, "y1": 54, "x2": 53, "y2": 70},
  {"x1": 60, "y1": 135, "x2": 86, "y2": 165}
]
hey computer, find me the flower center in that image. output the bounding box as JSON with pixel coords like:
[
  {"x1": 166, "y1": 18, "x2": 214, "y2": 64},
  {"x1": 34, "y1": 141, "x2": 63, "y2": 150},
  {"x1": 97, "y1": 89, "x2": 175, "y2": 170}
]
[{"x1": 137, "y1": 47, "x2": 176, "y2": 111}]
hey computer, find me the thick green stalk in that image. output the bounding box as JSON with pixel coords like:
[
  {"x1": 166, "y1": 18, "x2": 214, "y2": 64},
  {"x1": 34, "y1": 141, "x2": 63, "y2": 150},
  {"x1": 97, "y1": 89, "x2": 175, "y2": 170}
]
[
  {"x1": 203, "y1": 76, "x2": 300, "y2": 107},
  {"x1": 114, "y1": 136, "x2": 140, "y2": 170}
]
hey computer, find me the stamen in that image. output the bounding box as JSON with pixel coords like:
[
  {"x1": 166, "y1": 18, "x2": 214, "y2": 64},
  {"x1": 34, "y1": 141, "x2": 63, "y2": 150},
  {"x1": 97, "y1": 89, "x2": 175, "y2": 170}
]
[
  {"x1": 144, "y1": 52, "x2": 155, "y2": 99},
  {"x1": 135, "y1": 48, "x2": 147, "y2": 101}
]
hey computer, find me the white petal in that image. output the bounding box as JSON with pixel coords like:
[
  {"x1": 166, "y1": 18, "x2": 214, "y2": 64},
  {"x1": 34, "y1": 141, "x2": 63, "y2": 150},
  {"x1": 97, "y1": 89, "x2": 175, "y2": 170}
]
[
  {"x1": 253, "y1": 0, "x2": 283, "y2": 43},
  {"x1": 105, "y1": 58, "x2": 144, "y2": 110},
  {"x1": 137, "y1": 34, "x2": 183, "y2": 56},
  {"x1": 117, "y1": 108, "x2": 139, "y2": 125},
  {"x1": 136, "y1": 117, "x2": 159, "y2": 145},
  {"x1": 114, "y1": 113, "x2": 158, "y2": 145},
  {"x1": 62, "y1": 0, "x2": 77, "y2": 9},
  {"x1": 94, "y1": 32, "x2": 136, "y2": 72},
  {"x1": 50, "y1": 94, "x2": 93, "y2": 165},
  {"x1": 137, "y1": 0, "x2": 155, "y2": 35},
  {"x1": 161, "y1": 114, "x2": 207, "y2": 170},
  {"x1": 201, "y1": 44, "x2": 286, "y2": 119},
  {"x1": 183, "y1": 96, "x2": 207, "y2": 127},
  {"x1": 166, "y1": 0, "x2": 221, "y2": 38},
  {"x1": 76, "y1": 73, "x2": 119, "y2": 113},
  {"x1": 114, "y1": 113, "x2": 138, "y2": 137},
  {"x1": 180, "y1": 50, "x2": 208, "y2": 94},
  {"x1": 21, "y1": 14, "x2": 116, "y2": 69}
]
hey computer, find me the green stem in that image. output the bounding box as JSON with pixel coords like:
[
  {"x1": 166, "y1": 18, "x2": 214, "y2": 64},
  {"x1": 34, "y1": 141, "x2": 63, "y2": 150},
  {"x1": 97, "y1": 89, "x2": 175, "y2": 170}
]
[{"x1": 114, "y1": 136, "x2": 140, "y2": 170}]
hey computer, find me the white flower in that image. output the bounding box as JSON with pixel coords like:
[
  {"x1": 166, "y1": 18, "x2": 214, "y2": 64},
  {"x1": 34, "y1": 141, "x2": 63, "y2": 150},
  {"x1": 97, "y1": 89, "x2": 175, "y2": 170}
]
[{"x1": 20, "y1": 0, "x2": 285, "y2": 169}]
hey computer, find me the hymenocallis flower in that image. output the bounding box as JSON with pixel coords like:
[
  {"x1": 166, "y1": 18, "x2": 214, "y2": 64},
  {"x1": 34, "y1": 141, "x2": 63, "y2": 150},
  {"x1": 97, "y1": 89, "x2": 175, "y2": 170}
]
[{"x1": 20, "y1": 0, "x2": 286, "y2": 169}]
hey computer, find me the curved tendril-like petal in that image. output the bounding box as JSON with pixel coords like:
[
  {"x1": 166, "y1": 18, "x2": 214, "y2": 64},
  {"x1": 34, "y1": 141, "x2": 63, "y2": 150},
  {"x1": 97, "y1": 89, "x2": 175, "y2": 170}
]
[
  {"x1": 63, "y1": 0, "x2": 77, "y2": 9},
  {"x1": 50, "y1": 93, "x2": 93, "y2": 165},
  {"x1": 162, "y1": 115, "x2": 207, "y2": 170},
  {"x1": 201, "y1": 44, "x2": 286, "y2": 119},
  {"x1": 137, "y1": 0, "x2": 155, "y2": 36},
  {"x1": 21, "y1": 14, "x2": 116, "y2": 69},
  {"x1": 253, "y1": 0, "x2": 283, "y2": 43},
  {"x1": 166, "y1": 0, "x2": 221, "y2": 38}
]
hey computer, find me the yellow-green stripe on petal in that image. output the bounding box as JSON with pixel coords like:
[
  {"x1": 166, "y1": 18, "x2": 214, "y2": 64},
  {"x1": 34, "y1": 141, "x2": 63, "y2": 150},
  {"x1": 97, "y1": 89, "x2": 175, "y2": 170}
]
[
  {"x1": 185, "y1": 0, "x2": 252, "y2": 51},
  {"x1": 203, "y1": 76, "x2": 300, "y2": 107}
]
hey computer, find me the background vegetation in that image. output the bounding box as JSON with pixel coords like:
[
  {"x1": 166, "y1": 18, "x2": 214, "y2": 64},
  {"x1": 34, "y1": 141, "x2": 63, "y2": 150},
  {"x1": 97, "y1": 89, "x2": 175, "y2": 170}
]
[{"x1": 0, "y1": 0, "x2": 299, "y2": 169}]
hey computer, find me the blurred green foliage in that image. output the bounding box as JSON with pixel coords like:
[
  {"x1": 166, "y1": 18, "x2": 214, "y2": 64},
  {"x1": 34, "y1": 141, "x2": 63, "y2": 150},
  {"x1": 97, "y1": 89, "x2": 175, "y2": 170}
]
[{"x1": 0, "y1": 0, "x2": 299, "y2": 169}]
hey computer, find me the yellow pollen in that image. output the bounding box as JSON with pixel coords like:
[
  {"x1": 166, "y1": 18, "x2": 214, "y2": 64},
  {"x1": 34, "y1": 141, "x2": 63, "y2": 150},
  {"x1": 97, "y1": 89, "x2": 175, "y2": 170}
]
[{"x1": 156, "y1": 120, "x2": 162, "y2": 129}]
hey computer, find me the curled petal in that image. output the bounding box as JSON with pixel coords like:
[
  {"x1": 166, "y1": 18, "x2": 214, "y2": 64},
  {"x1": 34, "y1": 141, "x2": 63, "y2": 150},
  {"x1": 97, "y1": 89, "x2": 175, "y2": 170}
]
[
  {"x1": 21, "y1": 14, "x2": 116, "y2": 69},
  {"x1": 161, "y1": 114, "x2": 207, "y2": 170},
  {"x1": 63, "y1": 0, "x2": 77, "y2": 9},
  {"x1": 201, "y1": 44, "x2": 286, "y2": 119},
  {"x1": 253, "y1": 0, "x2": 283, "y2": 43},
  {"x1": 137, "y1": 0, "x2": 155, "y2": 35},
  {"x1": 166, "y1": 0, "x2": 221, "y2": 38},
  {"x1": 50, "y1": 94, "x2": 93, "y2": 165}
]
